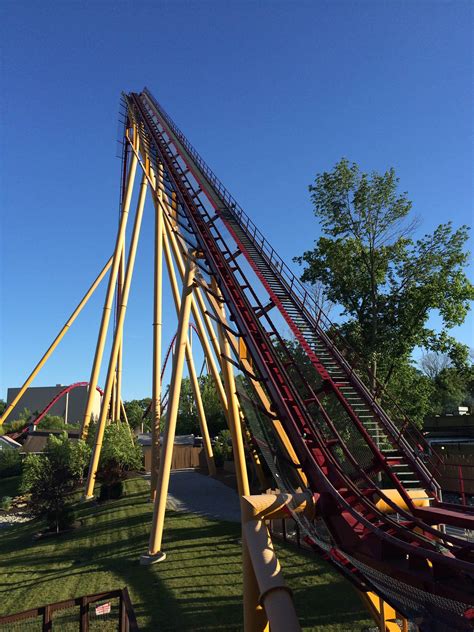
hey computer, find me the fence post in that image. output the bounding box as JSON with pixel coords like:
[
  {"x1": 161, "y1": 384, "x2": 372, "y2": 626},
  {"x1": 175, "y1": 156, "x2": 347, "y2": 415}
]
[
  {"x1": 42, "y1": 605, "x2": 52, "y2": 632},
  {"x1": 79, "y1": 596, "x2": 89, "y2": 632},
  {"x1": 120, "y1": 591, "x2": 129, "y2": 632},
  {"x1": 459, "y1": 465, "x2": 467, "y2": 505}
]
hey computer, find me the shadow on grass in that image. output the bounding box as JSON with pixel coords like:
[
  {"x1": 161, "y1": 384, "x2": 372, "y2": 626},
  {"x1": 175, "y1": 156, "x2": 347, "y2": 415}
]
[{"x1": 0, "y1": 478, "x2": 371, "y2": 631}]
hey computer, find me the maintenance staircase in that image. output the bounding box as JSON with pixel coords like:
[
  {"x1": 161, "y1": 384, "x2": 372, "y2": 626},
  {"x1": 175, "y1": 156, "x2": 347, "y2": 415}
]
[
  {"x1": 125, "y1": 89, "x2": 474, "y2": 629},
  {"x1": 218, "y1": 208, "x2": 425, "y2": 490}
]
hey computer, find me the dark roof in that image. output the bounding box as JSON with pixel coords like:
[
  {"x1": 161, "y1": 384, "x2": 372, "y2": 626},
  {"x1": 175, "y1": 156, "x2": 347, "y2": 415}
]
[
  {"x1": 20, "y1": 431, "x2": 79, "y2": 454},
  {"x1": 0, "y1": 435, "x2": 22, "y2": 449}
]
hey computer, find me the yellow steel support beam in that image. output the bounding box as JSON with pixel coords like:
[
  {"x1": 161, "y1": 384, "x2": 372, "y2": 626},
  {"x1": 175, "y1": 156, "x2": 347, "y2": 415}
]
[
  {"x1": 81, "y1": 132, "x2": 139, "y2": 438},
  {"x1": 202, "y1": 279, "x2": 306, "y2": 488},
  {"x1": 150, "y1": 162, "x2": 164, "y2": 500},
  {"x1": 160, "y1": 207, "x2": 227, "y2": 407},
  {"x1": 360, "y1": 591, "x2": 405, "y2": 632},
  {"x1": 84, "y1": 172, "x2": 148, "y2": 498},
  {"x1": 240, "y1": 493, "x2": 311, "y2": 632},
  {"x1": 187, "y1": 345, "x2": 217, "y2": 476},
  {"x1": 213, "y1": 278, "x2": 249, "y2": 497},
  {"x1": 198, "y1": 283, "x2": 268, "y2": 489},
  {"x1": 111, "y1": 375, "x2": 117, "y2": 423},
  {"x1": 375, "y1": 489, "x2": 430, "y2": 514},
  {"x1": 141, "y1": 253, "x2": 197, "y2": 563},
  {"x1": 243, "y1": 518, "x2": 300, "y2": 632},
  {"x1": 114, "y1": 243, "x2": 125, "y2": 422},
  {"x1": 160, "y1": 220, "x2": 216, "y2": 476},
  {"x1": 212, "y1": 278, "x2": 269, "y2": 632},
  {"x1": 127, "y1": 137, "x2": 228, "y2": 419},
  {"x1": 0, "y1": 256, "x2": 113, "y2": 426}
]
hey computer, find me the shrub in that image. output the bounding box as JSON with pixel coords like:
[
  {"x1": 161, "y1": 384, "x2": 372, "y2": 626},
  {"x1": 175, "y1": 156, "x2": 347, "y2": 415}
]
[
  {"x1": 2, "y1": 419, "x2": 28, "y2": 434},
  {"x1": 213, "y1": 429, "x2": 233, "y2": 467},
  {"x1": 1, "y1": 496, "x2": 12, "y2": 511},
  {"x1": 36, "y1": 415, "x2": 80, "y2": 431},
  {"x1": 93, "y1": 422, "x2": 142, "y2": 500},
  {"x1": 37, "y1": 415, "x2": 66, "y2": 430},
  {"x1": 99, "y1": 479, "x2": 123, "y2": 501},
  {"x1": 0, "y1": 449, "x2": 22, "y2": 477},
  {"x1": 21, "y1": 432, "x2": 90, "y2": 532}
]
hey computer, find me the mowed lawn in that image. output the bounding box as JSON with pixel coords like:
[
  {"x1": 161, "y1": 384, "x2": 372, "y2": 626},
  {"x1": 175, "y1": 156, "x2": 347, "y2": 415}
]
[{"x1": 0, "y1": 478, "x2": 372, "y2": 631}]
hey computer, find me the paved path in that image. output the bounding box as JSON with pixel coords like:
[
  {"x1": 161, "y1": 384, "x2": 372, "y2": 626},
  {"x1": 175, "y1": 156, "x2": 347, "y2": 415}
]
[{"x1": 164, "y1": 469, "x2": 240, "y2": 522}]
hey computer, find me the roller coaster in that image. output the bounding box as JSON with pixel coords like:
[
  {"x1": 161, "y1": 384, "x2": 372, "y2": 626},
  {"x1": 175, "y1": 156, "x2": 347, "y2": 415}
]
[{"x1": 3, "y1": 88, "x2": 474, "y2": 631}]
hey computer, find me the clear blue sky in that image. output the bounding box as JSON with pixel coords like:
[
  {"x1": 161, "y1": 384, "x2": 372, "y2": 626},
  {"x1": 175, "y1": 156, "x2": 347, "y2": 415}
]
[{"x1": 1, "y1": 1, "x2": 472, "y2": 402}]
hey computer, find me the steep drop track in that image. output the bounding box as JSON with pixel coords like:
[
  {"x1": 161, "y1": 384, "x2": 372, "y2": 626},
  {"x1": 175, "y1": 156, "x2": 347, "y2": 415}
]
[{"x1": 125, "y1": 88, "x2": 474, "y2": 630}]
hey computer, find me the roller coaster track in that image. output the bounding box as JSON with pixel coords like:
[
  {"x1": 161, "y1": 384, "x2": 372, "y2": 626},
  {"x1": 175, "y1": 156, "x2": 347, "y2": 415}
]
[
  {"x1": 125, "y1": 89, "x2": 474, "y2": 629},
  {"x1": 10, "y1": 382, "x2": 104, "y2": 439}
]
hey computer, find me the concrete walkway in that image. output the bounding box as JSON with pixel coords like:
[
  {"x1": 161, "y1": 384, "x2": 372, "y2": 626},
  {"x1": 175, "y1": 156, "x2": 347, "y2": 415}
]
[{"x1": 164, "y1": 469, "x2": 241, "y2": 522}]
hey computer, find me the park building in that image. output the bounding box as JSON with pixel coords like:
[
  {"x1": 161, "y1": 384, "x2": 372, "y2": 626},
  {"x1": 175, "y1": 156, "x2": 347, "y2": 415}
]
[{"x1": 5, "y1": 384, "x2": 101, "y2": 425}]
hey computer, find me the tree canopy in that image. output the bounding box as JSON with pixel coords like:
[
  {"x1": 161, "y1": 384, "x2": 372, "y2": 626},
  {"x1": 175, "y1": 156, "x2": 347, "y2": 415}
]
[
  {"x1": 295, "y1": 158, "x2": 474, "y2": 391},
  {"x1": 177, "y1": 374, "x2": 227, "y2": 436},
  {"x1": 123, "y1": 398, "x2": 152, "y2": 432}
]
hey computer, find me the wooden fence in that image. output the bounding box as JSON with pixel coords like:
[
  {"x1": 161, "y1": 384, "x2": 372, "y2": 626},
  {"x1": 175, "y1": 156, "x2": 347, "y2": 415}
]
[{"x1": 0, "y1": 587, "x2": 138, "y2": 631}]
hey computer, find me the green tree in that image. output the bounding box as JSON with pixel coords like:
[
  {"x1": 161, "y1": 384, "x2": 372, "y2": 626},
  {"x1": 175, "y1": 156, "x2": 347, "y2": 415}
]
[
  {"x1": 384, "y1": 359, "x2": 434, "y2": 426},
  {"x1": 176, "y1": 375, "x2": 227, "y2": 436},
  {"x1": 295, "y1": 158, "x2": 474, "y2": 391},
  {"x1": 87, "y1": 422, "x2": 142, "y2": 500},
  {"x1": 21, "y1": 432, "x2": 91, "y2": 532},
  {"x1": 176, "y1": 378, "x2": 197, "y2": 434},
  {"x1": 1, "y1": 419, "x2": 27, "y2": 435},
  {"x1": 123, "y1": 398, "x2": 152, "y2": 431},
  {"x1": 0, "y1": 449, "x2": 22, "y2": 477},
  {"x1": 37, "y1": 415, "x2": 79, "y2": 431}
]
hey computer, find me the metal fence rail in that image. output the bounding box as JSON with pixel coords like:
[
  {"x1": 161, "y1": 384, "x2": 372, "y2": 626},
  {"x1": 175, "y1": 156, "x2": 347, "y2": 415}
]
[{"x1": 0, "y1": 588, "x2": 138, "y2": 632}]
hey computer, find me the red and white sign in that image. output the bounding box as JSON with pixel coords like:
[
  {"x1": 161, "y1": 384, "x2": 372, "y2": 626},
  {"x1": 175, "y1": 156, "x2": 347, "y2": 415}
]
[{"x1": 95, "y1": 602, "x2": 111, "y2": 616}]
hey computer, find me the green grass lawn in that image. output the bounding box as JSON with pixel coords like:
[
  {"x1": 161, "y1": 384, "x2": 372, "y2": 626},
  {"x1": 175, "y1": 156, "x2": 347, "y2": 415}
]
[{"x1": 0, "y1": 478, "x2": 372, "y2": 631}]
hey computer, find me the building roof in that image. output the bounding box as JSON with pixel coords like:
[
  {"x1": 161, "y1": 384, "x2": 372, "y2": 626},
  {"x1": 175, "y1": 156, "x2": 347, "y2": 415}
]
[
  {"x1": 0, "y1": 435, "x2": 22, "y2": 450},
  {"x1": 20, "y1": 431, "x2": 79, "y2": 454}
]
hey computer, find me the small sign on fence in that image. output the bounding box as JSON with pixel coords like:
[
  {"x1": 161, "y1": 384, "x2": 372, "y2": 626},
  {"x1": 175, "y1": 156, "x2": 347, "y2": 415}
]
[{"x1": 95, "y1": 602, "x2": 111, "y2": 616}]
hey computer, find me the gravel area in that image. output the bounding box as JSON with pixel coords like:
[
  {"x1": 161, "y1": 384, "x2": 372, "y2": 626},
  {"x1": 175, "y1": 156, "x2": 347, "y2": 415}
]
[
  {"x1": 164, "y1": 469, "x2": 241, "y2": 522},
  {"x1": 0, "y1": 511, "x2": 32, "y2": 529}
]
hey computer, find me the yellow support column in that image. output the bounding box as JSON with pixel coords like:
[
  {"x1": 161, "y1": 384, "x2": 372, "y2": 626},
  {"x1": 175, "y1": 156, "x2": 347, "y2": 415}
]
[
  {"x1": 84, "y1": 173, "x2": 148, "y2": 498},
  {"x1": 161, "y1": 227, "x2": 216, "y2": 476},
  {"x1": 150, "y1": 163, "x2": 164, "y2": 501},
  {"x1": 187, "y1": 348, "x2": 216, "y2": 476},
  {"x1": 0, "y1": 256, "x2": 113, "y2": 426},
  {"x1": 130, "y1": 154, "x2": 227, "y2": 414},
  {"x1": 141, "y1": 253, "x2": 197, "y2": 564},
  {"x1": 110, "y1": 376, "x2": 117, "y2": 423},
  {"x1": 81, "y1": 139, "x2": 138, "y2": 438},
  {"x1": 161, "y1": 209, "x2": 227, "y2": 408},
  {"x1": 212, "y1": 278, "x2": 268, "y2": 632},
  {"x1": 114, "y1": 243, "x2": 125, "y2": 422},
  {"x1": 360, "y1": 592, "x2": 405, "y2": 632}
]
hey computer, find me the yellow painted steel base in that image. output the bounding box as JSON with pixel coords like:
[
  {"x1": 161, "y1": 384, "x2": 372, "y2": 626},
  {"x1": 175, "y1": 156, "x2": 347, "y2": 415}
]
[
  {"x1": 361, "y1": 591, "x2": 407, "y2": 632},
  {"x1": 139, "y1": 551, "x2": 166, "y2": 566},
  {"x1": 375, "y1": 488, "x2": 430, "y2": 514}
]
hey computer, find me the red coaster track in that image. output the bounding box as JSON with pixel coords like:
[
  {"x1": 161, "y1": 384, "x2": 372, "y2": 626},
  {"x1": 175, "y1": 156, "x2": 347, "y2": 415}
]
[
  {"x1": 123, "y1": 88, "x2": 474, "y2": 629},
  {"x1": 10, "y1": 382, "x2": 103, "y2": 438}
]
